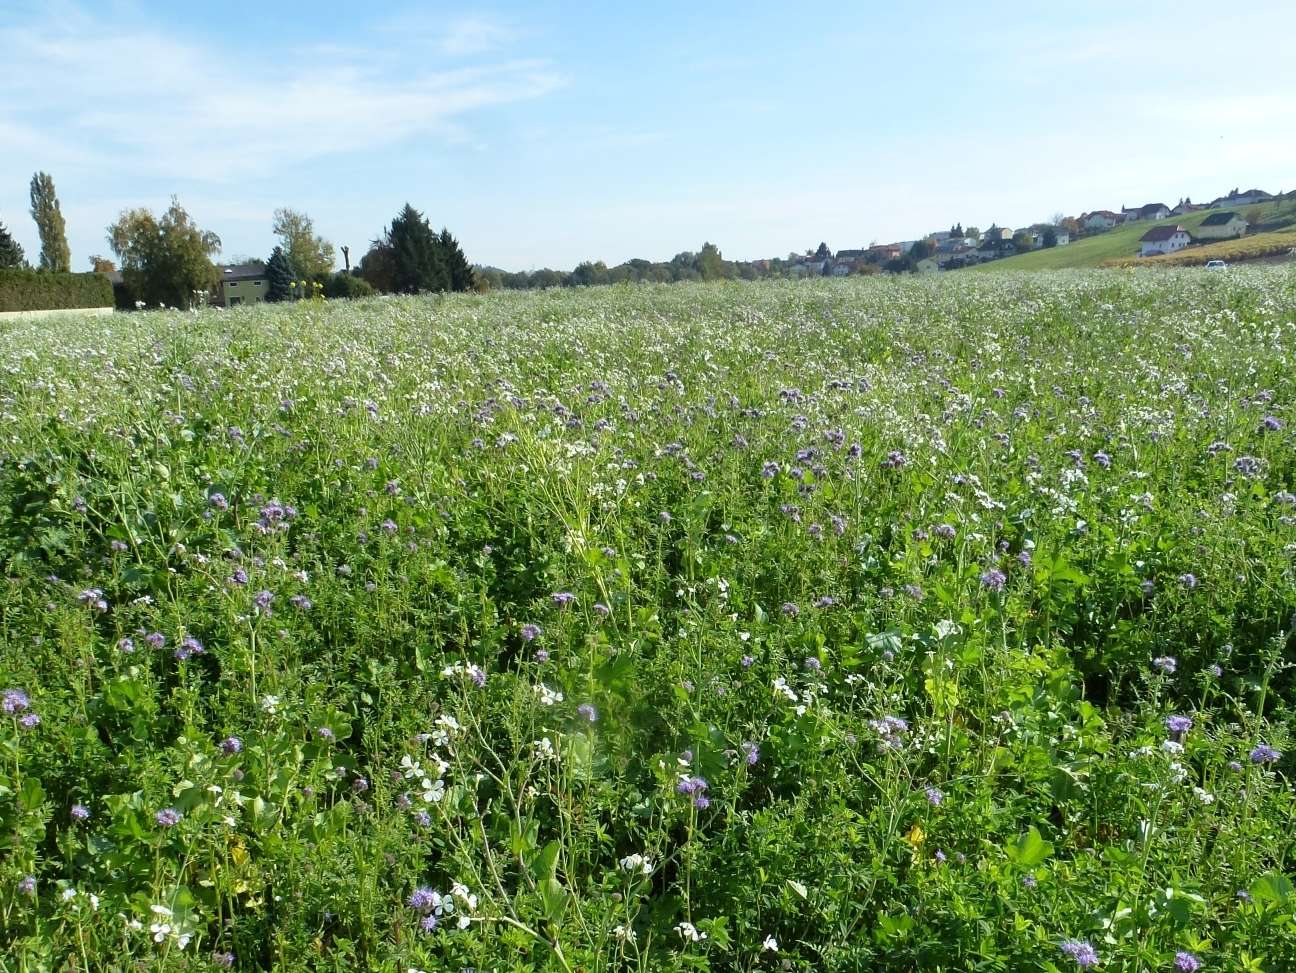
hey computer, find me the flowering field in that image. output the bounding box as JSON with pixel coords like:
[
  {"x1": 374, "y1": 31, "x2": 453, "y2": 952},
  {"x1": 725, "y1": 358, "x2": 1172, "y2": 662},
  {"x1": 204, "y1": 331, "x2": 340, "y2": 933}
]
[{"x1": 2, "y1": 271, "x2": 1295, "y2": 972}]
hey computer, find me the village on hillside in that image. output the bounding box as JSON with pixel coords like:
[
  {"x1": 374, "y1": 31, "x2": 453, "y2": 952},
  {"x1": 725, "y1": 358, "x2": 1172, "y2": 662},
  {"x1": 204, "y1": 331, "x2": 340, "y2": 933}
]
[{"x1": 788, "y1": 187, "x2": 1290, "y2": 275}]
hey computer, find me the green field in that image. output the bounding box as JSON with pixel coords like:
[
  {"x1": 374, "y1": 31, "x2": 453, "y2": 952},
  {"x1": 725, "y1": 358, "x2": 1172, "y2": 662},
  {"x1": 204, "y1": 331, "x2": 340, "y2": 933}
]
[
  {"x1": 970, "y1": 197, "x2": 1296, "y2": 272},
  {"x1": 3, "y1": 274, "x2": 1295, "y2": 971}
]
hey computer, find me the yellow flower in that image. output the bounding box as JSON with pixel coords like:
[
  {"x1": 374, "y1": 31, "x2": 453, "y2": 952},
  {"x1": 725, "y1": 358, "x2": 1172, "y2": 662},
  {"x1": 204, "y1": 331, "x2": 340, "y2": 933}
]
[{"x1": 905, "y1": 823, "x2": 925, "y2": 849}]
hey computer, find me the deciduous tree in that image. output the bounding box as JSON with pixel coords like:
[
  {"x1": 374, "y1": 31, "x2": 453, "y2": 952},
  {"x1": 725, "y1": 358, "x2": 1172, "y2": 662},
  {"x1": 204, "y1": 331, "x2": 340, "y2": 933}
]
[
  {"x1": 272, "y1": 208, "x2": 335, "y2": 280},
  {"x1": 29, "y1": 172, "x2": 71, "y2": 272},
  {"x1": 107, "y1": 197, "x2": 221, "y2": 309}
]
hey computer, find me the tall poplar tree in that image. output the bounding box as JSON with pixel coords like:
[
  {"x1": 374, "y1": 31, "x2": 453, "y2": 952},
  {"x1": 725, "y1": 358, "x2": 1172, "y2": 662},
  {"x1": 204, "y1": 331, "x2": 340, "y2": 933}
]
[{"x1": 29, "y1": 171, "x2": 71, "y2": 272}]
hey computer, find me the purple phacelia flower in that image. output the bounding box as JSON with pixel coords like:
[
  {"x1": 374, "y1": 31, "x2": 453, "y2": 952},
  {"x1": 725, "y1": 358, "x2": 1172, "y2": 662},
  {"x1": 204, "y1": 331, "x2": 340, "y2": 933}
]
[
  {"x1": 804, "y1": 656, "x2": 822, "y2": 671},
  {"x1": 220, "y1": 736, "x2": 242, "y2": 754},
  {"x1": 740, "y1": 654, "x2": 754, "y2": 668},
  {"x1": 741, "y1": 741, "x2": 759, "y2": 765},
  {"x1": 155, "y1": 807, "x2": 183, "y2": 827},
  {"x1": 18, "y1": 713, "x2": 40, "y2": 729},
  {"x1": 146, "y1": 632, "x2": 166, "y2": 649},
  {"x1": 212, "y1": 951, "x2": 235, "y2": 969},
  {"x1": 520, "y1": 623, "x2": 542, "y2": 641},
  {"x1": 781, "y1": 602, "x2": 799, "y2": 617},
  {"x1": 1058, "y1": 939, "x2": 1099, "y2": 969},
  {"x1": 1165, "y1": 714, "x2": 1193, "y2": 737},
  {"x1": 1250, "y1": 743, "x2": 1281, "y2": 764},
  {"x1": 980, "y1": 568, "x2": 1007, "y2": 592},
  {"x1": 70, "y1": 803, "x2": 91, "y2": 822},
  {"x1": 1178, "y1": 573, "x2": 1198, "y2": 589},
  {"x1": 3, "y1": 688, "x2": 31, "y2": 714},
  {"x1": 676, "y1": 775, "x2": 709, "y2": 796},
  {"x1": 209, "y1": 493, "x2": 229, "y2": 511},
  {"x1": 18, "y1": 875, "x2": 36, "y2": 895},
  {"x1": 1174, "y1": 952, "x2": 1201, "y2": 973},
  {"x1": 924, "y1": 786, "x2": 944, "y2": 807},
  {"x1": 551, "y1": 592, "x2": 576, "y2": 607},
  {"x1": 577, "y1": 703, "x2": 598, "y2": 722},
  {"x1": 1153, "y1": 655, "x2": 1177, "y2": 674},
  {"x1": 1260, "y1": 415, "x2": 1283, "y2": 432}
]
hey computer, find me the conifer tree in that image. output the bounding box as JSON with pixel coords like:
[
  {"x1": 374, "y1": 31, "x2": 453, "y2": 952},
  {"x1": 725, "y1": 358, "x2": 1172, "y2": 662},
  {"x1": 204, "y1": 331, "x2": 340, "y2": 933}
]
[
  {"x1": 29, "y1": 171, "x2": 71, "y2": 272},
  {"x1": 439, "y1": 228, "x2": 475, "y2": 291},
  {"x1": 0, "y1": 219, "x2": 25, "y2": 269},
  {"x1": 265, "y1": 246, "x2": 293, "y2": 302}
]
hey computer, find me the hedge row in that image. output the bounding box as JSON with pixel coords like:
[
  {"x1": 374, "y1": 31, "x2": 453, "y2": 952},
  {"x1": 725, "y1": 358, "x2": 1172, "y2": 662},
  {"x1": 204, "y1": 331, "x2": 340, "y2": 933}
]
[{"x1": 0, "y1": 269, "x2": 114, "y2": 313}]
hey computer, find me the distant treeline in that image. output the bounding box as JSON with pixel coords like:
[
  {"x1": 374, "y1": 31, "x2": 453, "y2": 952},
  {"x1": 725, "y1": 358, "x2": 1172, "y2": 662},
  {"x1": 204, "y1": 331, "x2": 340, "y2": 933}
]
[{"x1": 475, "y1": 242, "x2": 878, "y2": 289}]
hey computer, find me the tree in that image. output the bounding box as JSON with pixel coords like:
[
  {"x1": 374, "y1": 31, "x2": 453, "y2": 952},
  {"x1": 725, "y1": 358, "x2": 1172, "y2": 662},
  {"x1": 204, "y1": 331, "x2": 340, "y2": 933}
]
[
  {"x1": 696, "y1": 241, "x2": 729, "y2": 281},
  {"x1": 908, "y1": 239, "x2": 933, "y2": 261},
  {"x1": 1012, "y1": 231, "x2": 1034, "y2": 252},
  {"x1": 1042, "y1": 227, "x2": 1058, "y2": 248},
  {"x1": 438, "y1": 228, "x2": 475, "y2": 291},
  {"x1": 107, "y1": 196, "x2": 221, "y2": 309},
  {"x1": 272, "y1": 208, "x2": 335, "y2": 280},
  {"x1": 89, "y1": 255, "x2": 115, "y2": 273},
  {"x1": 265, "y1": 246, "x2": 293, "y2": 302},
  {"x1": 360, "y1": 204, "x2": 452, "y2": 294},
  {"x1": 813, "y1": 242, "x2": 831, "y2": 261},
  {"x1": 29, "y1": 172, "x2": 71, "y2": 272},
  {"x1": 0, "y1": 220, "x2": 25, "y2": 268},
  {"x1": 964, "y1": 226, "x2": 981, "y2": 243},
  {"x1": 1245, "y1": 206, "x2": 1265, "y2": 231}
]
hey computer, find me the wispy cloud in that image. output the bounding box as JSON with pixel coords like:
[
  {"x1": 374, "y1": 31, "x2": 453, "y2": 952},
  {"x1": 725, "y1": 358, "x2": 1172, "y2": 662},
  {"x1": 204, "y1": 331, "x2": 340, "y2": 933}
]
[{"x1": 0, "y1": 4, "x2": 562, "y2": 184}]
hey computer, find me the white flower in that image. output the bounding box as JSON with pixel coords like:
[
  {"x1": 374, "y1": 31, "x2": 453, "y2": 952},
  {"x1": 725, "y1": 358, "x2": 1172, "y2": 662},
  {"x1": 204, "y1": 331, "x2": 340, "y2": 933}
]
[
  {"x1": 533, "y1": 737, "x2": 557, "y2": 760},
  {"x1": 762, "y1": 935, "x2": 779, "y2": 952},
  {"x1": 61, "y1": 888, "x2": 78, "y2": 901},
  {"x1": 675, "y1": 921, "x2": 707, "y2": 942},
  {"x1": 400, "y1": 754, "x2": 423, "y2": 779},
  {"x1": 419, "y1": 777, "x2": 445, "y2": 803},
  {"x1": 89, "y1": 893, "x2": 100, "y2": 911},
  {"x1": 619, "y1": 853, "x2": 653, "y2": 875},
  {"x1": 536, "y1": 683, "x2": 564, "y2": 706},
  {"x1": 451, "y1": 882, "x2": 478, "y2": 911},
  {"x1": 260, "y1": 694, "x2": 281, "y2": 714},
  {"x1": 150, "y1": 922, "x2": 171, "y2": 942},
  {"x1": 614, "y1": 923, "x2": 637, "y2": 942},
  {"x1": 1193, "y1": 787, "x2": 1215, "y2": 805}
]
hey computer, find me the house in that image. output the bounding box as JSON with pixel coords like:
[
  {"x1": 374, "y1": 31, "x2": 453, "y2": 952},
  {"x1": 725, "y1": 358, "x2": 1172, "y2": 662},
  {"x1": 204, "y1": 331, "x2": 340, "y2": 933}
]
[
  {"x1": 1122, "y1": 203, "x2": 1171, "y2": 222},
  {"x1": 1139, "y1": 224, "x2": 1192, "y2": 257},
  {"x1": 829, "y1": 261, "x2": 852, "y2": 276},
  {"x1": 1028, "y1": 226, "x2": 1070, "y2": 248},
  {"x1": 834, "y1": 249, "x2": 868, "y2": 262},
  {"x1": 214, "y1": 264, "x2": 268, "y2": 307},
  {"x1": 1195, "y1": 211, "x2": 1248, "y2": 240},
  {"x1": 1082, "y1": 211, "x2": 1121, "y2": 230},
  {"x1": 1171, "y1": 199, "x2": 1204, "y2": 216},
  {"x1": 865, "y1": 244, "x2": 903, "y2": 263},
  {"x1": 1210, "y1": 188, "x2": 1273, "y2": 208}
]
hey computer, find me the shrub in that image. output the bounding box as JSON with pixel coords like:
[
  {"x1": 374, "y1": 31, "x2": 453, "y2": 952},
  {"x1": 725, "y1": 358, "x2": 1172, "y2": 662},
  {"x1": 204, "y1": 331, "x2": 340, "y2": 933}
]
[
  {"x1": 324, "y1": 271, "x2": 375, "y2": 300},
  {"x1": 0, "y1": 268, "x2": 113, "y2": 312}
]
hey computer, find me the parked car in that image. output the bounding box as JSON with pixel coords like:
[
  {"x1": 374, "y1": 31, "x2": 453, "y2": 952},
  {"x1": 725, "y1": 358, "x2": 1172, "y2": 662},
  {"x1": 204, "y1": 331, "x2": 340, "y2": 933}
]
[{"x1": 1204, "y1": 260, "x2": 1227, "y2": 270}]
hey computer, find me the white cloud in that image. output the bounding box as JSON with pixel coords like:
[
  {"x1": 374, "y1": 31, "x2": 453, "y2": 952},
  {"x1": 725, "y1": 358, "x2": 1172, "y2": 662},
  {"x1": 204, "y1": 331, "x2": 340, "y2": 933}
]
[{"x1": 0, "y1": 5, "x2": 561, "y2": 185}]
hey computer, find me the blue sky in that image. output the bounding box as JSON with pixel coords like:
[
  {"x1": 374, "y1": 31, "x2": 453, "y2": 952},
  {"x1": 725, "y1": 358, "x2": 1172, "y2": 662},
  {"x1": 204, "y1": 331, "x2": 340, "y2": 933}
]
[{"x1": 2, "y1": 0, "x2": 1294, "y2": 271}]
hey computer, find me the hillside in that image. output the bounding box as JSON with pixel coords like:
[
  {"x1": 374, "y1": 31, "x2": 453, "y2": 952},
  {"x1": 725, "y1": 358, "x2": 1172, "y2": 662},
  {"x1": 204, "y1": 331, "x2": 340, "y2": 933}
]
[{"x1": 969, "y1": 196, "x2": 1296, "y2": 271}]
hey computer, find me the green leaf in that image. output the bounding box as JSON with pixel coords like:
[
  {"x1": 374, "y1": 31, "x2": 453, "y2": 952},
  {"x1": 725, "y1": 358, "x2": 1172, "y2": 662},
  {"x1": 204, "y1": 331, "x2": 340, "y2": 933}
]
[
  {"x1": 1005, "y1": 827, "x2": 1053, "y2": 867},
  {"x1": 539, "y1": 877, "x2": 568, "y2": 923},
  {"x1": 18, "y1": 777, "x2": 45, "y2": 812},
  {"x1": 532, "y1": 840, "x2": 561, "y2": 882},
  {"x1": 1250, "y1": 872, "x2": 1294, "y2": 904}
]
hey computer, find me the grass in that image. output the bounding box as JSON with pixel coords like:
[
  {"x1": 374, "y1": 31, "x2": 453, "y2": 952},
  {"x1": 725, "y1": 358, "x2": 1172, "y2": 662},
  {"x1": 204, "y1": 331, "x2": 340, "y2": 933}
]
[
  {"x1": 2, "y1": 273, "x2": 1295, "y2": 971},
  {"x1": 969, "y1": 196, "x2": 1296, "y2": 272}
]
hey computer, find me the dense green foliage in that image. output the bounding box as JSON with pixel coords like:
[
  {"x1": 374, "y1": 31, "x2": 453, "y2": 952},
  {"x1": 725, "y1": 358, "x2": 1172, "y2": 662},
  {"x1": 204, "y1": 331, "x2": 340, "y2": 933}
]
[
  {"x1": 323, "y1": 270, "x2": 375, "y2": 300},
  {"x1": 107, "y1": 197, "x2": 222, "y2": 309},
  {"x1": 1, "y1": 272, "x2": 1294, "y2": 971},
  {"x1": 265, "y1": 247, "x2": 293, "y2": 303},
  {"x1": 0, "y1": 267, "x2": 112, "y2": 312},
  {"x1": 272, "y1": 208, "x2": 335, "y2": 281},
  {"x1": 359, "y1": 204, "x2": 474, "y2": 294},
  {"x1": 28, "y1": 171, "x2": 71, "y2": 273},
  {"x1": 0, "y1": 219, "x2": 26, "y2": 269}
]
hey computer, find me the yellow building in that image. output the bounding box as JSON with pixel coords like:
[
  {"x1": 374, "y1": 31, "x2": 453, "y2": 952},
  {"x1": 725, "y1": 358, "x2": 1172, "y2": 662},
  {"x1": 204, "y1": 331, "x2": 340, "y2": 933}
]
[{"x1": 213, "y1": 264, "x2": 268, "y2": 307}]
